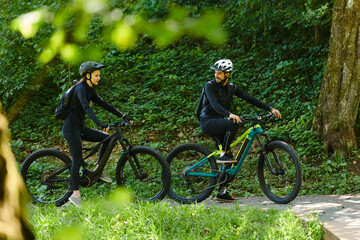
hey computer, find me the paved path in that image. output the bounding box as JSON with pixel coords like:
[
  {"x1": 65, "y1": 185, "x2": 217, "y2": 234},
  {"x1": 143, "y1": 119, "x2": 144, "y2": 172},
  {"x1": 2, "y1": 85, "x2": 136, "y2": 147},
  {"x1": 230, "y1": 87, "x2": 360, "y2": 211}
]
[{"x1": 202, "y1": 194, "x2": 360, "y2": 240}]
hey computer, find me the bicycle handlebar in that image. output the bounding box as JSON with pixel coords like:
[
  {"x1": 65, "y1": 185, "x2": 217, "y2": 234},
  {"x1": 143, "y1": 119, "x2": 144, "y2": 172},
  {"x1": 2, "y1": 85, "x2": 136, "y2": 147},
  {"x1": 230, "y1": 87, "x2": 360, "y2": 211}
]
[
  {"x1": 108, "y1": 120, "x2": 131, "y2": 130},
  {"x1": 239, "y1": 112, "x2": 275, "y2": 124}
]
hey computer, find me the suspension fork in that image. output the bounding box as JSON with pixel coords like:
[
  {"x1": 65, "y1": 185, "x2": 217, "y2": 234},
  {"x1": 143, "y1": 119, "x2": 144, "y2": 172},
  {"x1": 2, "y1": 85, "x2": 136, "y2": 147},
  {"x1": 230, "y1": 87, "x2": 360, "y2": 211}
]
[
  {"x1": 256, "y1": 133, "x2": 281, "y2": 175},
  {"x1": 256, "y1": 133, "x2": 270, "y2": 152},
  {"x1": 121, "y1": 139, "x2": 145, "y2": 179}
]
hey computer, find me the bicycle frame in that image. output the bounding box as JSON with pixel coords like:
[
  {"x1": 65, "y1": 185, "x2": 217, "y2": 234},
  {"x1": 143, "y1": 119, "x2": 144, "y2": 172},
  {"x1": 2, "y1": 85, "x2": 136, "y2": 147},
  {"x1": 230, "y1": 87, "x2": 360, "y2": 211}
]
[
  {"x1": 75, "y1": 124, "x2": 136, "y2": 187},
  {"x1": 44, "y1": 122, "x2": 140, "y2": 188},
  {"x1": 184, "y1": 124, "x2": 264, "y2": 178},
  {"x1": 81, "y1": 130, "x2": 122, "y2": 180}
]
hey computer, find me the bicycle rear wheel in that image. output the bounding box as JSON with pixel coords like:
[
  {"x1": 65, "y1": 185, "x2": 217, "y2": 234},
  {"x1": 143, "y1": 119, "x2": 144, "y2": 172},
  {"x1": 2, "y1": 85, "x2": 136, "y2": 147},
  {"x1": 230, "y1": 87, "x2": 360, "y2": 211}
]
[
  {"x1": 20, "y1": 149, "x2": 72, "y2": 206},
  {"x1": 258, "y1": 141, "x2": 302, "y2": 204},
  {"x1": 166, "y1": 143, "x2": 218, "y2": 204},
  {"x1": 115, "y1": 146, "x2": 170, "y2": 201}
]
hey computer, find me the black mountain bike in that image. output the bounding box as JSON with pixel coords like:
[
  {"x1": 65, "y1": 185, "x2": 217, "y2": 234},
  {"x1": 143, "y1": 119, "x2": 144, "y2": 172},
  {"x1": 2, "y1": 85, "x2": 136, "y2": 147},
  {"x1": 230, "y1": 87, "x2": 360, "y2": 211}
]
[{"x1": 20, "y1": 120, "x2": 171, "y2": 206}]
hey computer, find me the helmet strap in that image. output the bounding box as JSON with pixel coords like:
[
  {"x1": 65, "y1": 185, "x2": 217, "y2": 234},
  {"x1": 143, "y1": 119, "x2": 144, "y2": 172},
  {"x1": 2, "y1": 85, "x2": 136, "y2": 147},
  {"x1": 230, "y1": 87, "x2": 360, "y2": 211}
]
[
  {"x1": 85, "y1": 73, "x2": 95, "y2": 87},
  {"x1": 221, "y1": 72, "x2": 230, "y2": 86},
  {"x1": 221, "y1": 78, "x2": 228, "y2": 86}
]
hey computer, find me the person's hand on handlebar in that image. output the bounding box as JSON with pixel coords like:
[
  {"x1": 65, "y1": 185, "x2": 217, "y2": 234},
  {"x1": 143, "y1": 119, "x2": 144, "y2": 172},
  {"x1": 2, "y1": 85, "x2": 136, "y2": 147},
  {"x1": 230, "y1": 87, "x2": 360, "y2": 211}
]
[
  {"x1": 123, "y1": 115, "x2": 134, "y2": 125},
  {"x1": 100, "y1": 123, "x2": 110, "y2": 132},
  {"x1": 229, "y1": 113, "x2": 242, "y2": 124},
  {"x1": 270, "y1": 108, "x2": 281, "y2": 119}
]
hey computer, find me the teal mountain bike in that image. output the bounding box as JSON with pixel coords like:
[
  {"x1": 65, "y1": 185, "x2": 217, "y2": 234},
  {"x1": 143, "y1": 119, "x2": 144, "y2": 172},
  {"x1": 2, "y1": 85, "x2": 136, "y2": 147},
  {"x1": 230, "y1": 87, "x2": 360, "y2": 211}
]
[
  {"x1": 166, "y1": 113, "x2": 302, "y2": 204},
  {"x1": 20, "y1": 120, "x2": 171, "y2": 206}
]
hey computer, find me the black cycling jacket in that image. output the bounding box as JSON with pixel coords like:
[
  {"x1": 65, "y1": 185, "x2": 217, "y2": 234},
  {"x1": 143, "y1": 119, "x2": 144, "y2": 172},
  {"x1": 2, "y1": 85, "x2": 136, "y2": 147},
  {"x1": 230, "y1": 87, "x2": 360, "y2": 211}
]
[
  {"x1": 62, "y1": 82, "x2": 124, "y2": 132},
  {"x1": 200, "y1": 79, "x2": 271, "y2": 119}
]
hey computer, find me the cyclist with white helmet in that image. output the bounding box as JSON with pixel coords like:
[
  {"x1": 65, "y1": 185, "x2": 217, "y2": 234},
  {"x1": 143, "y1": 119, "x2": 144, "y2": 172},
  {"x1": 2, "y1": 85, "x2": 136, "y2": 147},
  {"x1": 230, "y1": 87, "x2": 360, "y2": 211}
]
[
  {"x1": 199, "y1": 59, "x2": 281, "y2": 201},
  {"x1": 62, "y1": 61, "x2": 133, "y2": 205}
]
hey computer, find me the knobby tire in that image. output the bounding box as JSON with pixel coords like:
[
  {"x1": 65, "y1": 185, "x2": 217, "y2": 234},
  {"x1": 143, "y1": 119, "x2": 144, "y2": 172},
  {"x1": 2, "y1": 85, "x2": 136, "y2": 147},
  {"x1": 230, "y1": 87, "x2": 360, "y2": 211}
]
[
  {"x1": 166, "y1": 143, "x2": 218, "y2": 204},
  {"x1": 115, "y1": 146, "x2": 171, "y2": 201},
  {"x1": 258, "y1": 141, "x2": 302, "y2": 204},
  {"x1": 20, "y1": 149, "x2": 72, "y2": 206}
]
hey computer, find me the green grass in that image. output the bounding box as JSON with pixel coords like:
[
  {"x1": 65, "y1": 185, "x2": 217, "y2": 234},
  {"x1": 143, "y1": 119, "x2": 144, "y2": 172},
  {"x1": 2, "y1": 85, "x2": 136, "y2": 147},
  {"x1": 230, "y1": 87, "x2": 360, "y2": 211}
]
[{"x1": 27, "y1": 190, "x2": 324, "y2": 240}]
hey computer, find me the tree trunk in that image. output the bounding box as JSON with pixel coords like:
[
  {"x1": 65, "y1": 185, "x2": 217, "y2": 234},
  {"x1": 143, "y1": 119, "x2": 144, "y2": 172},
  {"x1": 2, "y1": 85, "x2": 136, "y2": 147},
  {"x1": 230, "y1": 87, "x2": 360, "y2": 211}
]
[
  {"x1": 0, "y1": 106, "x2": 34, "y2": 240},
  {"x1": 314, "y1": 25, "x2": 319, "y2": 45},
  {"x1": 313, "y1": 0, "x2": 360, "y2": 156},
  {"x1": 5, "y1": 67, "x2": 48, "y2": 125},
  {"x1": 312, "y1": 0, "x2": 360, "y2": 155}
]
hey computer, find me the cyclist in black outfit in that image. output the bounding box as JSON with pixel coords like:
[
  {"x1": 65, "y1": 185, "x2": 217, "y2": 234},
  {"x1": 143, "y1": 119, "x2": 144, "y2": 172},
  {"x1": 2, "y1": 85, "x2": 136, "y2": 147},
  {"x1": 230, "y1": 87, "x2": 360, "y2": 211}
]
[
  {"x1": 199, "y1": 59, "x2": 281, "y2": 202},
  {"x1": 63, "y1": 61, "x2": 133, "y2": 205}
]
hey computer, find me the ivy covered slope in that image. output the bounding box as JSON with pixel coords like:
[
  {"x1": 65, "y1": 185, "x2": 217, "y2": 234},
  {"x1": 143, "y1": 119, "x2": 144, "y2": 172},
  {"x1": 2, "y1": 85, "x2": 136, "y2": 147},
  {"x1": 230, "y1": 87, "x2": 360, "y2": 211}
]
[{"x1": 6, "y1": 0, "x2": 360, "y2": 195}]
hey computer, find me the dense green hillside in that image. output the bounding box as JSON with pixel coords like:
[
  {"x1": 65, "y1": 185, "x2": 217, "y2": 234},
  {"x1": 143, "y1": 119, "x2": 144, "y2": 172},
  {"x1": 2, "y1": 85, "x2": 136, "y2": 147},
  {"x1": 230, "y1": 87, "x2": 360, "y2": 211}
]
[{"x1": 4, "y1": 0, "x2": 360, "y2": 196}]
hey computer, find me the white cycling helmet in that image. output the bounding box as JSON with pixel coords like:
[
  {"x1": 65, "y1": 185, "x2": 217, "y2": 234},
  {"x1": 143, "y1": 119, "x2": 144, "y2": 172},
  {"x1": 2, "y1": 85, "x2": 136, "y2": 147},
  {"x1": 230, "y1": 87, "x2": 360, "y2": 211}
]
[{"x1": 210, "y1": 59, "x2": 233, "y2": 73}]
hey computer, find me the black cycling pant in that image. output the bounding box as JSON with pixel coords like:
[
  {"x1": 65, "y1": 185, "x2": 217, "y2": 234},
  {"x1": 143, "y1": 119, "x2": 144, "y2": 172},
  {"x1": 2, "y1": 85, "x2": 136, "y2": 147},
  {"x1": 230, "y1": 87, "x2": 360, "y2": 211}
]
[
  {"x1": 200, "y1": 117, "x2": 240, "y2": 153},
  {"x1": 63, "y1": 127, "x2": 110, "y2": 191}
]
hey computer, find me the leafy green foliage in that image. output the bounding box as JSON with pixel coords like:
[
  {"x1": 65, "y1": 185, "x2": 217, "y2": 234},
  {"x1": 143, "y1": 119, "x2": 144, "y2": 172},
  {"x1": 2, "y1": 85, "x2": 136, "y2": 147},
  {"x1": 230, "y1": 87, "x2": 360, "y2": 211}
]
[
  {"x1": 10, "y1": 0, "x2": 227, "y2": 64},
  {"x1": 1, "y1": 1, "x2": 74, "y2": 121}
]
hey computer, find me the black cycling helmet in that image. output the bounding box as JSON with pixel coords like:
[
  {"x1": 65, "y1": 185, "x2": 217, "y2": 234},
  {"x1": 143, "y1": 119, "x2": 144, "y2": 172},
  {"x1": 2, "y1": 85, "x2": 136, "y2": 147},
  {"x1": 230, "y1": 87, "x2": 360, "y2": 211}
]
[
  {"x1": 79, "y1": 61, "x2": 105, "y2": 77},
  {"x1": 210, "y1": 59, "x2": 233, "y2": 73}
]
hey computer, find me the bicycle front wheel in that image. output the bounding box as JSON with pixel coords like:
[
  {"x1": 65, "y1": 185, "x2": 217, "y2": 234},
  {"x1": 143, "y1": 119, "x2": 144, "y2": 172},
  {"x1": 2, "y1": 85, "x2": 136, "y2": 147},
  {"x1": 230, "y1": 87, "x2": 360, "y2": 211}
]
[
  {"x1": 115, "y1": 146, "x2": 170, "y2": 201},
  {"x1": 166, "y1": 143, "x2": 218, "y2": 204},
  {"x1": 20, "y1": 149, "x2": 72, "y2": 206},
  {"x1": 258, "y1": 141, "x2": 302, "y2": 204}
]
